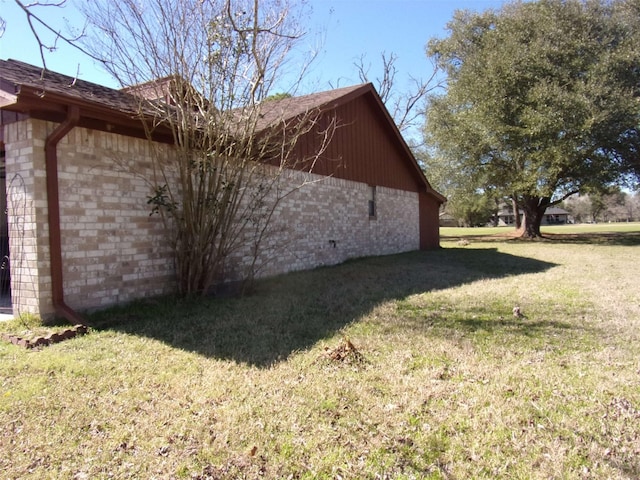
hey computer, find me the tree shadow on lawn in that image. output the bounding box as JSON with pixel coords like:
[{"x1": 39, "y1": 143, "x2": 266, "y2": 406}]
[
  {"x1": 88, "y1": 248, "x2": 557, "y2": 367},
  {"x1": 443, "y1": 231, "x2": 640, "y2": 246},
  {"x1": 542, "y1": 231, "x2": 640, "y2": 246}
]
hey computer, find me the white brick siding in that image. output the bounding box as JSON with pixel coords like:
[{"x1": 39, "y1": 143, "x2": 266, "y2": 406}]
[{"x1": 3, "y1": 119, "x2": 420, "y2": 317}]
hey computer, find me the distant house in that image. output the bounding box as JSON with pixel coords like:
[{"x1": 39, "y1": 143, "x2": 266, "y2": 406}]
[
  {"x1": 0, "y1": 59, "x2": 445, "y2": 321},
  {"x1": 439, "y1": 211, "x2": 458, "y2": 227},
  {"x1": 541, "y1": 207, "x2": 572, "y2": 225},
  {"x1": 496, "y1": 205, "x2": 571, "y2": 226}
]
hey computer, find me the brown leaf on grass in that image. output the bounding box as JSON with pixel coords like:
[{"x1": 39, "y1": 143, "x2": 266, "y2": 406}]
[
  {"x1": 115, "y1": 442, "x2": 135, "y2": 453},
  {"x1": 607, "y1": 397, "x2": 640, "y2": 419},
  {"x1": 322, "y1": 338, "x2": 367, "y2": 365}
]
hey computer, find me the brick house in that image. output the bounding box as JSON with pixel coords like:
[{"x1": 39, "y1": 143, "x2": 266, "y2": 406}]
[
  {"x1": 0, "y1": 59, "x2": 444, "y2": 321},
  {"x1": 495, "y1": 205, "x2": 572, "y2": 226}
]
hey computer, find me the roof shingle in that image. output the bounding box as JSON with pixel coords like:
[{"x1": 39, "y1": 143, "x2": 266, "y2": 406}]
[
  {"x1": 0, "y1": 58, "x2": 139, "y2": 115},
  {"x1": 0, "y1": 59, "x2": 368, "y2": 126}
]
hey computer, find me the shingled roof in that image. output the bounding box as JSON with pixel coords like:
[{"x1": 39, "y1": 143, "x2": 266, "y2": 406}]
[
  {"x1": 0, "y1": 58, "x2": 444, "y2": 202},
  {"x1": 1, "y1": 59, "x2": 360, "y2": 125},
  {"x1": 0, "y1": 59, "x2": 139, "y2": 116},
  {"x1": 0, "y1": 59, "x2": 370, "y2": 138},
  {"x1": 255, "y1": 84, "x2": 366, "y2": 127},
  {"x1": 0, "y1": 59, "x2": 169, "y2": 140}
]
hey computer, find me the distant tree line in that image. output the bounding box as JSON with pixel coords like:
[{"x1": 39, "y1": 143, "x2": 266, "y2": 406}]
[
  {"x1": 563, "y1": 190, "x2": 640, "y2": 224},
  {"x1": 441, "y1": 189, "x2": 639, "y2": 227}
]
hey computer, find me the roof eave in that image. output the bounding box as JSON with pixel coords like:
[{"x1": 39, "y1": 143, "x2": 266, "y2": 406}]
[
  {"x1": 15, "y1": 84, "x2": 137, "y2": 119},
  {"x1": 0, "y1": 90, "x2": 17, "y2": 109},
  {"x1": 1, "y1": 84, "x2": 173, "y2": 143}
]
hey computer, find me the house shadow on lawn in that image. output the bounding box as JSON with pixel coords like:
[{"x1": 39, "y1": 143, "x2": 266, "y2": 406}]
[{"x1": 88, "y1": 248, "x2": 557, "y2": 367}]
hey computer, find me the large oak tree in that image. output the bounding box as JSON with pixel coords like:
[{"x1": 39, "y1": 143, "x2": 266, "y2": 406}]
[{"x1": 425, "y1": 0, "x2": 640, "y2": 237}]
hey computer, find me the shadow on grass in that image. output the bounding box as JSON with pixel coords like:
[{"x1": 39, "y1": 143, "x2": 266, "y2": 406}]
[
  {"x1": 443, "y1": 231, "x2": 640, "y2": 246},
  {"x1": 542, "y1": 231, "x2": 640, "y2": 246},
  {"x1": 441, "y1": 316, "x2": 576, "y2": 333},
  {"x1": 88, "y1": 248, "x2": 557, "y2": 367},
  {"x1": 392, "y1": 299, "x2": 588, "y2": 348}
]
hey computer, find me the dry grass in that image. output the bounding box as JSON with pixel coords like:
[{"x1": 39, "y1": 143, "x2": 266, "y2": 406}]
[{"x1": 1, "y1": 228, "x2": 639, "y2": 479}]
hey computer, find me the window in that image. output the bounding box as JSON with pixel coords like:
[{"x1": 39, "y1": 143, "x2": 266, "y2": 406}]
[{"x1": 368, "y1": 185, "x2": 376, "y2": 218}]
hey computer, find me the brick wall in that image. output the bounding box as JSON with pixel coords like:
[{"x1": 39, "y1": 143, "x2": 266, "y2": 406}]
[
  {"x1": 55, "y1": 124, "x2": 176, "y2": 310},
  {"x1": 225, "y1": 168, "x2": 419, "y2": 281},
  {"x1": 3, "y1": 120, "x2": 53, "y2": 316},
  {"x1": 3, "y1": 119, "x2": 420, "y2": 317},
  {"x1": 4, "y1": 119, "x2": 175, "y2": 316}
]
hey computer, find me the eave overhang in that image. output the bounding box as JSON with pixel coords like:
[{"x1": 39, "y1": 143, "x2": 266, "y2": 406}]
[
  {"x1": 1, "y1": 84, "x2": 174, "y2": 144},
  {"x1": 1, "y1": 69, "x2": 446, "y2": 203}
]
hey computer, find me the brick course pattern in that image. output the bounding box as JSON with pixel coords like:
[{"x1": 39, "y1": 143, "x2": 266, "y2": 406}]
[
  {"x1": 225, "y1": 168, "x2": 419, "y2": 281},
  {"x1": 4, "y1": 120, "x2": 53, "y2": 316},
  {"x1": 4, "y1": 119, "x2": 420, "y2": 317}
]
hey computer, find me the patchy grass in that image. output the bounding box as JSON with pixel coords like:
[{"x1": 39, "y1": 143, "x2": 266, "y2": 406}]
[{"x1": 1, "y1": 231, "x2": 640, "y2": 479}]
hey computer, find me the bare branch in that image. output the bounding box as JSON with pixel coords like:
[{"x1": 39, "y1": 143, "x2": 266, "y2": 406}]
[
  {"x1": 548, "y1": 190, "x2": 580, "y2": 207},
  {"x1": 82, "y1": 0, "x2": 330, "y2": 294},
  {"x1": 354, "y1": 54, "x2": 371, "y2": 85},
  {"x1": 354, "y1": 52, "x2": 444, "y2": 139},
  {"x1": 13, "y1": 0, "x2": 106, "y2": 73}
]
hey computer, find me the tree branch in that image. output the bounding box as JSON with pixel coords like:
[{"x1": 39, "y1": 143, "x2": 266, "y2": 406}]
[{"x1": 13, "y1": 0, "x2": 106, "y2": 75}]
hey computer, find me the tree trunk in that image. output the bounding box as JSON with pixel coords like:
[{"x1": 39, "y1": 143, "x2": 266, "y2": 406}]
[
  {"x1": 517, "y1": 197, "x2": 546, "y2": 238},
  {"x1": 490, "y1": 197, "x2": 500, "y2": 227},
  {"x1": 512, "y1": 196, "x2": 521, "y2": 229}
]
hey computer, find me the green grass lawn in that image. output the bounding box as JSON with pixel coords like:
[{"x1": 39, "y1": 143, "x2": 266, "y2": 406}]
[{"x1": 1, "y1": 228, "x2": 640, "y2": 479}]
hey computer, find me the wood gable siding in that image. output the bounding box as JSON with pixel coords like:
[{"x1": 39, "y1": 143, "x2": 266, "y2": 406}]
[
  {"x1": 292, "y1": 93, "x2": 422, "y2": 192},
  {"x1": 419, "y1": 192, "x2": 440, "y2": 249}
]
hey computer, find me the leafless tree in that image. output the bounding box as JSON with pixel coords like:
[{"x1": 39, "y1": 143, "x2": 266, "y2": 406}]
[
  {"x1": 354, "y1": 51, "x2": 442, "y2": 138},
  {"x1": 8, "y1": 0, "x2": 102, "y2": 74},
  {"x1": 77, "y1": 0, "x2": 335, "y2": 295}
]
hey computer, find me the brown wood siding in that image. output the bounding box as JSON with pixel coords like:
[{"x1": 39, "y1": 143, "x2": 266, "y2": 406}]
[
  {"x1": 0, "y1": 110, "x2": 29, "y2": 144},
  {"x1": 291, "y1": 93, "x2": 422, "y2": 192},
  {"x1": 419, "y1": 192, "x2": 441, "y2": 249}
]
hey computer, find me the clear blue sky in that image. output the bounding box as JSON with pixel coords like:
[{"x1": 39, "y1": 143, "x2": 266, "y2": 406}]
[{"x1": 0, "y1": 0, "x2": 509, "y2": 92}]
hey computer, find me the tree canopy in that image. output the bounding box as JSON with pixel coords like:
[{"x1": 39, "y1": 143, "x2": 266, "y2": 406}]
[{"x1": 425, "y1": 0, "x2": 640, "y2": 237}]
